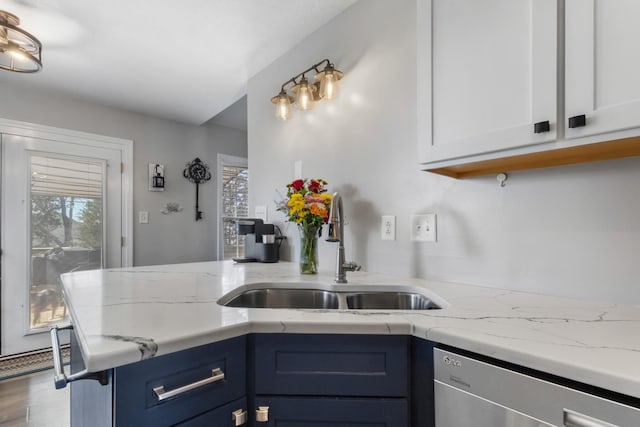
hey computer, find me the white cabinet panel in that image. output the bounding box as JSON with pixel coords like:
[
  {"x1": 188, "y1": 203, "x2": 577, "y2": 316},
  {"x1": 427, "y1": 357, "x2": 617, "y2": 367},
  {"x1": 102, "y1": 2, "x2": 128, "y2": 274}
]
[
  {"x1": 565, "y1": 0, "x2": 640, "y2": 139},
  {"x1": 418, "y1": 0, "x2": 557, "y2": 164}
]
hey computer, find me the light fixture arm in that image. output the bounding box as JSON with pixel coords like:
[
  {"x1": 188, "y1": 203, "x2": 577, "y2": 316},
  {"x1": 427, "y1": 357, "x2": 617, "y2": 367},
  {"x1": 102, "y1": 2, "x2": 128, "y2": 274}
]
[{"x1": 279, "y1": 59, "x2": 333, "y2": 92}]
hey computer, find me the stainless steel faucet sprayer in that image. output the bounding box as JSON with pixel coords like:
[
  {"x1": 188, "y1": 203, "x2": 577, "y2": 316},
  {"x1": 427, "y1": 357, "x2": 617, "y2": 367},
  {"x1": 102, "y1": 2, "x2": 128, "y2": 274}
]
[{"x1": 326, "y1": 192, "x2": 361, "y2": 283}]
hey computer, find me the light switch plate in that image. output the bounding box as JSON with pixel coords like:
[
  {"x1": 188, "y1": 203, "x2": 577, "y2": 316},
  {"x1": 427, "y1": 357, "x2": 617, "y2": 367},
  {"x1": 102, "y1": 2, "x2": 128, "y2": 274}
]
[
  {"x1": 255, "y1": 205, "x2": 267, "y2": 222},
  {"x1": 381, "y1": 215, "x2": 396, "y2": 240},
  {"x1": 139, "y1": 211, "x2": 149, "y2": 224},
  {"x1": 410, "y1": 213, "x2": 436, "y2": 242}
]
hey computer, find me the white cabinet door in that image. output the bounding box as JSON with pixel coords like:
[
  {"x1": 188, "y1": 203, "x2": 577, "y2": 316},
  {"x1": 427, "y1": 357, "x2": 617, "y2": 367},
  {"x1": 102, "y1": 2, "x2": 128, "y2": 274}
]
[
  {"x1": 418, "y1": 0, "x2": 557, "y2": 164},
  {"x1": 565, "y1": 0, "x2": 640, "y2": 139}
]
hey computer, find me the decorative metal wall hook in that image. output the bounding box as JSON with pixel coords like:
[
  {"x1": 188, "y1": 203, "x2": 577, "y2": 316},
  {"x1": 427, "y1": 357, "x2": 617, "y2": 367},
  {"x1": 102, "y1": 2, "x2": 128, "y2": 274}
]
[
  {"x1": 497, "y1": 172, "x2": 508, "y2": 187},
  {"x1": 183, "y1": 157, "x2": 212, "y2": 221}
]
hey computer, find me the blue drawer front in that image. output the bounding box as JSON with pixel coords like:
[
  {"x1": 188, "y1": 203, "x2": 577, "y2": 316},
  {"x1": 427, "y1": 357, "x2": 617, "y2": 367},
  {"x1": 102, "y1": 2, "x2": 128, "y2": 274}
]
[
  {"x1": 176, "y1": 397, "x2": 247, "y2": 427},
  {"x1": 255, "y1": 396, "x2": 408, "y2": 426},
  {"x1": 253, "y1": 334, "x2": 409, "y2": 397},
  {"x1": 115, "y1": 336, "x2": 246, "y2": 426}
]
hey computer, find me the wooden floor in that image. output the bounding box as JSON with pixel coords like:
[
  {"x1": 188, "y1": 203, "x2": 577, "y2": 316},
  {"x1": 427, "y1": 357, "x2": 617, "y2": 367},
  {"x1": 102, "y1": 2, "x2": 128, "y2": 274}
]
[{"x1": 0, "y1": 370, "x2": 69, "y2": 427}]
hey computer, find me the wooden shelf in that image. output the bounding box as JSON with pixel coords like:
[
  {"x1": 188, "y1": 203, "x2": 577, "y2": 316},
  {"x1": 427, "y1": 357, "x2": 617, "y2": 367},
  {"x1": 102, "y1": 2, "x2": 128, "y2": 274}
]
[{"x1": 423, "y1": 136, "x2": 640, "y2": 179}]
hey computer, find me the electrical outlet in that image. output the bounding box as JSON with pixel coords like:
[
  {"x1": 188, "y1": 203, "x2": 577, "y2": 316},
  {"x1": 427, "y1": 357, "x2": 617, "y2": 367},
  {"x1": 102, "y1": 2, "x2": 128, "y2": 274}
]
[
  {"x1": 139, "y1": 211, "x2": 149, "y2": 224},
  {"x1": 410, "y1": 214, "x2": 436, "y2": 242},
  {"x1": 381, "y1": 215, "x2": 396, "y2": 240}
]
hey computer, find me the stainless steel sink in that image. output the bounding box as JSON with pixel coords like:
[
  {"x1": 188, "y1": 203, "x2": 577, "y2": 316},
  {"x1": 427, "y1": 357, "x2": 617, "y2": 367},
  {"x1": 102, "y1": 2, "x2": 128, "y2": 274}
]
[
  {"x1": 218, "y1": 282, "x2": 447, "y2": 311},
  {"x1": 346, "y1": 292, "x2": 438, "y2": 310},
  {"x1": 220, "y1": 288, "x2": 339, "y2": 309}
]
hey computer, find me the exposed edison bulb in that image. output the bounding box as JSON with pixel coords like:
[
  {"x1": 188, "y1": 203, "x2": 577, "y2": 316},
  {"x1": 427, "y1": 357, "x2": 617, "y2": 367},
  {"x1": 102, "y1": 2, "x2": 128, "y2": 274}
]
[
  {"x1": 276, "y1": 96, "x2": 292, "y2": 120},
  {"x1": 319, "y1": 71, "x2": 339, "y2": 100},
  {"x1": 292, "y1": 76, "x2": 316, "y2": 110},
  {"x1": 316, "y1": 64, "x2": 343, "y2": 101},
  {"x1": 297, "y1": 85, "x2": 313, "y2": 110},
  {"x1": 271, "y1": 91, "x2": 293, "y2": 120}
]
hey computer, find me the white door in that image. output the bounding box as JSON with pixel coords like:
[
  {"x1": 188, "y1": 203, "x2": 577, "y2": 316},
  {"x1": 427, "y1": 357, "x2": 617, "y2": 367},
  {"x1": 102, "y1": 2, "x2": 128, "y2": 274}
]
[
  {"x1": 1, "y1": 133, "x2": 123, "y2": 355},
  {"x1": 418, "y1": 0, "x2": 557, "y2": 164},
  {"x1": 565, "y1": 0, "x2": 640, "y2": 139}
]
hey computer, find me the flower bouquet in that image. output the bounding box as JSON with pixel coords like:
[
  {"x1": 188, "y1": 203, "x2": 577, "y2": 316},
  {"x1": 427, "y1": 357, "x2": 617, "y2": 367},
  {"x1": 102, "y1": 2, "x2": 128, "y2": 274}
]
[{"x1": 277, "y1": 179, "x2": 332, "y2": 274}]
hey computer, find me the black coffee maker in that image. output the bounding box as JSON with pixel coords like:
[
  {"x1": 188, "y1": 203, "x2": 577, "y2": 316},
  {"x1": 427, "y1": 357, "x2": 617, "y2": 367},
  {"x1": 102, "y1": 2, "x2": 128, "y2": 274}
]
[{"x1": 233, "y1": 218, "x2": 284, "y2": 263}]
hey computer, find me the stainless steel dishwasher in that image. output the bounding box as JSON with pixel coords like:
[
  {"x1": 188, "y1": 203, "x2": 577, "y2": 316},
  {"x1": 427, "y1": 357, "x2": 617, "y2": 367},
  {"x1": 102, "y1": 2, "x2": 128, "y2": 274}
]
[{"x1": 434, "y1": 348, "x2": 640, "y2": 427}]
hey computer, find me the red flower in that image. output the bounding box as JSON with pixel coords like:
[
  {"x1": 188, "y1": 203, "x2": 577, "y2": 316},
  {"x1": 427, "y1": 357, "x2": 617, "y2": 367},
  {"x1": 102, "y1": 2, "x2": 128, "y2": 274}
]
[
  {"x1": 308, "y1": 179, "x2": 321, "y2": 193},
  {"x1": 290, "y1": 179, "x2": 304, "y2": 191}
]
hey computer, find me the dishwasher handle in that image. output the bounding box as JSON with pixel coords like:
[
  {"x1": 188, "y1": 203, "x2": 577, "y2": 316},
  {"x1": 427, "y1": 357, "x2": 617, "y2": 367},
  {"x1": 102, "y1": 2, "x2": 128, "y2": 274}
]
[
  {"x1": 50, "y1": 325, "x2": 108, "y2": 389},
  {"x1": 564, "y1": 409, "x2": 617, "y2": 427}
]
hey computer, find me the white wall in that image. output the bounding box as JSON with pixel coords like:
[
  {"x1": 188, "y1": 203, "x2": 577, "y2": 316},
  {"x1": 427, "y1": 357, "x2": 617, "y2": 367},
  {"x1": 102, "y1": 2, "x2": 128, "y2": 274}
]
[
  {"x1": 248, "y1": 0, "x2": 640, "y2": 304},
  {"x1": 0, "y1": 83, "x2": 247, "y2": 266}
]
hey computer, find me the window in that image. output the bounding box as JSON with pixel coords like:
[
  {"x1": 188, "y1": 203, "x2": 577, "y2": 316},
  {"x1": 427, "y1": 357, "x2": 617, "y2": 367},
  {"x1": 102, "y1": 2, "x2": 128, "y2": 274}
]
[
  {"x1": 217, "y1": 155, "x2": 248, "y2": 260},
  {"x1": 29, "y1": 155, "x2": 104, "y2": 330}
]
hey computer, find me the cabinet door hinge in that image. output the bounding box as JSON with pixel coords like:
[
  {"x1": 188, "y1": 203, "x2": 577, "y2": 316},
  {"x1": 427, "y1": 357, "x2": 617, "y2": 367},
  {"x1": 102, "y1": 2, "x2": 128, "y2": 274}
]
[
  {"x1": 121, "y1": 236, "x2": 125, "y2": 247},
  {"x1": 120, "y1": 162, "x2": 124, "y2": 173}
]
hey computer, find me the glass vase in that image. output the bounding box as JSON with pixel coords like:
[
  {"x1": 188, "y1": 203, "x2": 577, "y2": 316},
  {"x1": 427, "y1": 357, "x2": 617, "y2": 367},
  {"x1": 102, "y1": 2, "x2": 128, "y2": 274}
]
[{"x1": 299, "y1": 226, "x2": 319, "y2": 274}]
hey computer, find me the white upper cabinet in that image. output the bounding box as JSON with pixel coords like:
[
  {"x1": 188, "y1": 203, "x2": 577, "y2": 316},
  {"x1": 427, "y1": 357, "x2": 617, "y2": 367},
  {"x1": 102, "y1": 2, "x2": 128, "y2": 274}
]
[
  {"x1": 565, "y1": 0, "x2": 640, "y2": 139},
  {"x1": 418, "y1": 0, "x2": 557, "y2": 165}
]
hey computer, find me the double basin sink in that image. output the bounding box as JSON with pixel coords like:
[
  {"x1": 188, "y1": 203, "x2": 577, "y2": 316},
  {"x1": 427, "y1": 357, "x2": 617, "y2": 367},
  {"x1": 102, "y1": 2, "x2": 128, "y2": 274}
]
[{"x1": 218, "y1": 282, "x2": 448, "y2": 311}]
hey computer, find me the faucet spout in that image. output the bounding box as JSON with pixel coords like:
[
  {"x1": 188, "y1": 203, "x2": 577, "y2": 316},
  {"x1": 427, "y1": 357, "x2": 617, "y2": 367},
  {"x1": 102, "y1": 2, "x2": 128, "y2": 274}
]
[
  {"x1": 326, "y1": 192, "x2": 360, "y2": 283},
  {"x1": 326, "y1": 193, "x2": 342, "y2": 242}
]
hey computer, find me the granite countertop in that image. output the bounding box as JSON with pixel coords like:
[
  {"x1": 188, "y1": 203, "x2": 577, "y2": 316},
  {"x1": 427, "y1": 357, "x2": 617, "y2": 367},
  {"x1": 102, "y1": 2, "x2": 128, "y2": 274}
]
[{"x1": 60, "y1": 261, "x2": 640, "y2": 399}]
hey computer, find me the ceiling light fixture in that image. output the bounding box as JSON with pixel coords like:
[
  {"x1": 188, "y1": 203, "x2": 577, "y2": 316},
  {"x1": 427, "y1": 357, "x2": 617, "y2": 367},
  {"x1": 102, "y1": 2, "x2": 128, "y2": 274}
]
[
  {"x1": 0, "y1": 10, "x2": 42, "y2": 73},
  {"x1": 271, "y1": 59, "x2": 343, "y2": 120}
]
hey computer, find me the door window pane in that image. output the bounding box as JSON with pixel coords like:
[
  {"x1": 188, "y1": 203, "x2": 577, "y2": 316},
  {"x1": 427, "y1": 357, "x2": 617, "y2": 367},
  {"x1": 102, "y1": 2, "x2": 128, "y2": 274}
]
[
  {"x1": 29, "y1": 155, "x2": 104, "y2": 330},
  {"x1": 221, "y1": 165, "x2": 248, "y2": 260}
]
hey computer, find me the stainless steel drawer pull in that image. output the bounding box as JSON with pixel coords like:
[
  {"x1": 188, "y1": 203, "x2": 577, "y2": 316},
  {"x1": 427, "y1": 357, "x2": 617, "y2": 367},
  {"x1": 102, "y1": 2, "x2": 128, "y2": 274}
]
[
  {"x1": 564, "y1": 409, "x2": 617, "y2": 427},
  {"x1": 152, "y1": 368, "x2": 225, "y2": 401},
  {"x1": 232, "y1": 409, "x2": 248, "y2": 426},
  {"x1": 256, "y1": 406, "x2": 269, "y2": 422}
]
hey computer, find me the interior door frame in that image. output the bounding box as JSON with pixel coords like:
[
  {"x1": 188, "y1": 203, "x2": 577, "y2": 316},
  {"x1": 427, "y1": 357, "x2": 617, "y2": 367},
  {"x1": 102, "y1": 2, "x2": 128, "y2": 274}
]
[
  {"x1": 0, "y1": 118, "x2": 133, "y2": 267},
  {"x1": 0, "y1": 118, "x2": 133, "y2": 355}
]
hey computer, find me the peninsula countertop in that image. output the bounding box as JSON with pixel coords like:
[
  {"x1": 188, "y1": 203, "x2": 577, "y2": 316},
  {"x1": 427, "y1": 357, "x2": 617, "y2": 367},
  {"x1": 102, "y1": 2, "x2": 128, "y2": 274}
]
[{"x1": 60, "y1": 261, "x2": 640, "y2": 399}]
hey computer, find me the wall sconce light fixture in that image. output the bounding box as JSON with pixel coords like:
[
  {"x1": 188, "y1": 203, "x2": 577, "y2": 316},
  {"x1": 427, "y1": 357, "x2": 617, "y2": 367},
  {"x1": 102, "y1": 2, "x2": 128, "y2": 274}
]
[
  {"x1": 0, "y1": 10, "x2": 43, "y2": 73},
  {"x1": 149, "y1": 163, "x2": 165, "y2": 192},
  {"x1": 270, "y1": 58, "x2": 343, "y2": 120}
]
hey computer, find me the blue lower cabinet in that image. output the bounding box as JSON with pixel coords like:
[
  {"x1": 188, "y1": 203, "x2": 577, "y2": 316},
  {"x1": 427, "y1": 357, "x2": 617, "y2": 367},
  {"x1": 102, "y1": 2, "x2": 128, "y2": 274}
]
[
  {"x1": 70, "y1": 332, "x2": 430, "y2": 427},
  {"x1": 175, "y1": 397, "x2": 248, "y2": 426},
  {"x1": 254, "y1": 396, "x2": 408, "y2": 426},
  {"x1": 113, "y1": 336, "x2": 246, "y2": 426}
]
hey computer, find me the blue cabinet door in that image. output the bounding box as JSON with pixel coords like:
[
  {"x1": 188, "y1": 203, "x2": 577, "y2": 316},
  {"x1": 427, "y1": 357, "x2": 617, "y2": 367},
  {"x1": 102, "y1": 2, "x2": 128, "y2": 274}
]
[{"x1": 255, "y1": 396, "x2": 408, "y2": 426}]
